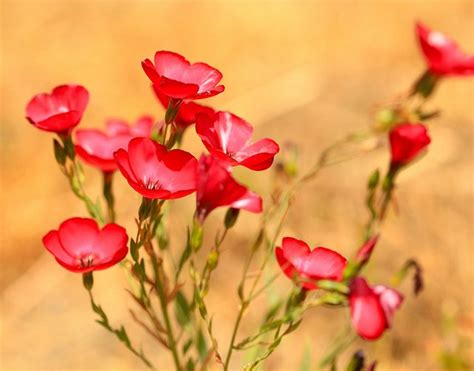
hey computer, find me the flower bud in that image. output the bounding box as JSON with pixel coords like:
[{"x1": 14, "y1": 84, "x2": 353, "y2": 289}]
[
  {"x1": 207, "y1": 250, "x2": 219, "y2": 270},
  {"x1": 224, "y1": 208, "x2": 240, "y2": 229},
  {"x1": 190, "y1": 221, "x2": 204, "y2": 252},
  {"x1": 53, "y1": 139, "x2": 67, "y2": 166}
]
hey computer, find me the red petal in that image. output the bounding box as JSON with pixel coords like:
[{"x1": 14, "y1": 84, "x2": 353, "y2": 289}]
[
  {"x1": 141, "y1": 59, "x2": 161, "y2": 84},
  {"x1": 373, "y1": 285, "x2": 404, "y2": 328},
  {"x1": 230, "y1": 190, "x2": 263, "y2": 213},
  {"x1": 158, "y1": 77, "x2": 200, "y2": 99},
  {"x1": 349, "y1": 277, "x2": 387, "y2": 340},
  {"x1": 42, "y1": 230, "x2": 76, "y2": 267},
  {"x1": 302, "y1": 247, "x2": 347, "y2": 281},
  {"x1": 92, "y1": 223, "x2": 128, "y2": 268},
  {"x1": 154, "y1": 51, "x2": 190, "y2": 80},
  {"x1": 58, "y1": 218, "x2": 100, "y2": 257}
]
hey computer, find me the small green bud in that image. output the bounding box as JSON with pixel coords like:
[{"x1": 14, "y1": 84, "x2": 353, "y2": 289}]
[
  {"x1": 190, "y1": 221, "x2": 204, "y2": 252},
  {"x1": 375, "y1": 108, "x2": 397, "y2": 131},
  {"x1": 53, "y1": 139, "x2": 67, "y2": 165},
  {"x1": 413, "y1": 70, "x2": 439, "y2": 99},
  {"x1": 224, "y1": 208, "x2": 240, "y2": 229},
  {"x1": 207, "y1": 250, "x2": 219, "y2": 270}
]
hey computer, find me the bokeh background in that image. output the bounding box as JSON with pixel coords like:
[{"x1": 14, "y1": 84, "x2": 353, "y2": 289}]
[{"x1": 1, "y1": 0, "x2": 473, "y2": 370}]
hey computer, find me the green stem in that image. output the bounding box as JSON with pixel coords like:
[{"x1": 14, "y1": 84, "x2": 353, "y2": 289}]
[
  {"x1": 86, "y1": 286, "x2": 154, "y2": 369},
  {"x1": 153, "y1": 257, "x2": 183, "y2": 371},
  {"x1": 224, "y1": 301, "x2": 247, "y2": 370},
  {"x1": 103, "y1": 171, "x2": 116, "y2": 223}
]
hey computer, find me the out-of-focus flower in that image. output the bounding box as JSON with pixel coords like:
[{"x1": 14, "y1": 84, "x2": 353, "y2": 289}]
[
  {"x1": 42, "y1": 217, "x2": 128, "y2": 273},
  {"x1": 142, "y1": 51, "x2": 224, "y2": 100},
  {"x1": 114, "y1": 137, "x2": 197, "y2": 199},
  {"x1": 26, "y1": 85, "x2": 89, "y2": 134},
  {"x1": 389, "y1": 123, "x2": 431, "y2": 167},
  {"x1": 349, "y1": 277, "x2": 404, "y2": 340},
  {"x1": 75, "y1": 116, "x2": 154, "y2": 172},
  {"x1": 195, "y1": 111, "x2": 280, "y2": 171},
  {"x1": 355, "y1": 235, "x2": 379, "y2": 267},
  {"x1": 275, "y1": 237, "x2": 347, "y2": 290},
  {"x1": 196, "y1": 155, "x2": 262, "y2": 222},
  {"x1": 416, "y1": 22, "x2": 474, "y2": 77},
  {"x1": 153, "y1": 85, "x2": 215, "y2": 130}
]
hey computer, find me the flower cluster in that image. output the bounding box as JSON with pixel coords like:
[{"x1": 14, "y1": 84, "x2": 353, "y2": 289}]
[{"x1": 25, "y1": 21, "x2": 472, "y2": 370}]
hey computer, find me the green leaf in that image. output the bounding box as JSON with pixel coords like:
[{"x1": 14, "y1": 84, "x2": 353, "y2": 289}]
[
  {"x1": 196, "y1": 328, "x2": 208, "y2": 361},
  {"x1": 174, "y1": 291, "x2": 192, "y2": 327}
]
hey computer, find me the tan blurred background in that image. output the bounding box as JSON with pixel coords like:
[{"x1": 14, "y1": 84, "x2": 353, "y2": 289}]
[{"x1": 1, "y1": 0, "x2": 473, "y2": 370}]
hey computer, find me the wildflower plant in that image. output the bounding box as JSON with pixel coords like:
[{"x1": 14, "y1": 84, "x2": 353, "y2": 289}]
[{"x1": 27, "y1": 23, "x2": 473, "y2": 370}]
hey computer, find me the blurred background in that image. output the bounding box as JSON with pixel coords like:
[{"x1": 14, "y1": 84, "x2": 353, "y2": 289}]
[{"x1": 1, "y1": 0, "x2": 473, "y2": 370}]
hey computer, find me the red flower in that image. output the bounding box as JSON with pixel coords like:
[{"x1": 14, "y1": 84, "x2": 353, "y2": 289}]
[
  {"x1": 42, "y1": 217, "x2": 128, "y2": 273},
  {"x1": 349, "y1": 277, "x2": 404, "y2": 340},
  {"x1": 195, "y1": 111, "x2": 280, "y2": 171},
  {"x1": 114, "y1": 137, "x2": 198, "y2": 199},
  {"x1": 26, "y1": 85, "x2": 89, "y2": 134},
  {"x1": 196, "y1": 155, "x2": 262, "y2": 222},
  {"x1": 152, "y1": 85, "x2": 215, "y2": 129},
  {"x1": 75, "y1": 116, "x2": 154, "y2": 172},
  {"x1": 142, "y1": 51, "x2": 224, "y2": 100},
  {"x1": 389, "y1": 123, "x2": 431, "y2": 167},
  {"x1": 275, "y1": 237, "x2": 348, "y2": 290},
  {"x1": 416, "y1": 22, "x2": 474, "y2": 76}
]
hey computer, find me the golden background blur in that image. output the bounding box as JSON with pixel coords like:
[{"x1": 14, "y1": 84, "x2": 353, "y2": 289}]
[{"x1": 1, "y1": 0, "x2": 473, "y2": 370}]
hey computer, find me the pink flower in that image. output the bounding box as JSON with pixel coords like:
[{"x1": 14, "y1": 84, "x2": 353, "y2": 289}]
[
  {"x1": 114, "y1": 137, "x2": 198, "y2": 199},
  {"x1": 75, "y1": 116, "x2": 154, "y2": 172},
  {"x1": 196, "y1": 155, "x2": 262, "y2": 222},
  {"x1": 195, "y1": 111, "x2": 280, "y2": 171},
  {"x1": 26, "y1": 84, "x2": 89, "y2": 134},
  {"x1": 275, "y1": 237, "x2": 348, "y2": 290},
  {"x1": 389, "y1": 123, "x2": 431, "y2": 167},
  {"x1": 42, "y1": 217, "x2": 128, "y2": 273},
  {"x1": 416, "y1": 22, "x2": 474, "y2": 76},
  {"x1": 349, "y1": 277, "x2": 404, "y2": 340},
  {"x1": 142, "y1": 51, "x2": 224, "y2": 100},
  {"x1": 153, "y1": 85, "x2": 215, "y2": 130}
]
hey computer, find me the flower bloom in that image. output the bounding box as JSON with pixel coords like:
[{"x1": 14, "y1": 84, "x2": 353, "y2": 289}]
[
  {"x1": 142, "y1": 51, "x2": 224, "y2": 100},
  {"x1": 195, "y1": 111, "x2": 280, "y2": 171},
  {"x1": 114, "y1": 137, "x2": 198, "y2": 199},
  {"x1": 349, "y1": 277, "x2": 404, "y2": 340},
  {"x1": 275, "y1": 237, "x2": 348, "y2": 290},
  {"x1": 196, "y1": 155, "x2": 262, "y2": 222},
  {"x1": 26, "y1": 84, "x2": 89, "y2": 134},
  {"x1": 75, "y1": 116, "x2": 154, "y2": 172},
  {"x1": 389, "y1": 123, "x2": 431, "y2": 167},
  {"x1": 152, "y1": 85, "x2": 215, "y2": 130},
  {"x1": 42, "y1": 217, "x2": 128, "y2": 273},
  {"x1": 416, "y1": 22, "x2": 474, "y2": 76}
]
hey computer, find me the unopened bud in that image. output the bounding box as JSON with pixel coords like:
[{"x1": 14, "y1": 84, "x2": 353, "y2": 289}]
[
  {"x1": 224, "y1": 208, "x2": 240, "y2": 229},
  {"x1": 207, "y1": 250, "x2": 219, "y2": 270},
  {"x1": 190, "y1": 221, "x2": 204, "y2": 252},
  {"x1": 53, "y1": 139, "x2": 67, "y2": 165}
]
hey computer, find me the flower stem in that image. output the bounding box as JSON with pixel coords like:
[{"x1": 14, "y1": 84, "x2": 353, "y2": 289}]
[{"x1": 102, "y1": 171, "x2": 116, "y2": 223}]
